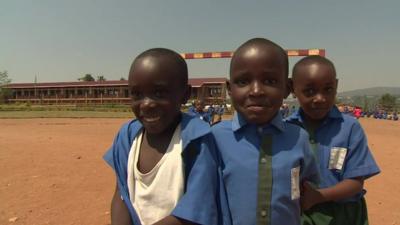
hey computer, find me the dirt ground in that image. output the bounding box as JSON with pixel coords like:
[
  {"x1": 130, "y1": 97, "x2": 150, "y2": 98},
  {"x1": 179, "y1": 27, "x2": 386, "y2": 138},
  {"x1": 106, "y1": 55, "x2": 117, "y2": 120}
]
[{"x1": 0, "y1": 117, "x2": 399, "y2": 225}]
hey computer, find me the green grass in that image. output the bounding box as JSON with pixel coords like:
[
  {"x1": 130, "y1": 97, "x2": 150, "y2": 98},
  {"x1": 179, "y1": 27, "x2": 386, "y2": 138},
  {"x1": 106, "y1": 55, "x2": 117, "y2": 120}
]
[
  {"x1": 0, "y1": 110, "x2": 134, "y2": 118},
  {"x1": 0, "y1": 104, "x2": 231, "y2": 118}
]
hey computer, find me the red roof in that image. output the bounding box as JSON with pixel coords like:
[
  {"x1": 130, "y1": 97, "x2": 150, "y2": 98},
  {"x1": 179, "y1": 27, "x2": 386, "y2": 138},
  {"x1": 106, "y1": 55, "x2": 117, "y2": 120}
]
[
  {"x1": 5, "y1": 80, "x2": 128, "y2": 89},
  {"x1": 5, "y1": 77, "x2": 227, "y2": 89},
  {"x1": 188, "y1": 78, "x2": 227, "y2": 87}
]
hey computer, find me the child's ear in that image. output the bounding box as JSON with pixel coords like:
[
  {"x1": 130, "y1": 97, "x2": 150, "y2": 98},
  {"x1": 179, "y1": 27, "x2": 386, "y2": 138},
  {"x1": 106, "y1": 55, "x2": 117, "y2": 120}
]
[
  {"x1": 226, "y1": 80, "x2": 232, "y2": 97},
  {"x1": 182, "y1": 84, "x2": 192, "y2": 104},
  {"x1": 285, "y1": 78, "x2": 293, "y2": 99},
  {"x1": 335, "y1": 79, "x2": 339, "y2": 93}
]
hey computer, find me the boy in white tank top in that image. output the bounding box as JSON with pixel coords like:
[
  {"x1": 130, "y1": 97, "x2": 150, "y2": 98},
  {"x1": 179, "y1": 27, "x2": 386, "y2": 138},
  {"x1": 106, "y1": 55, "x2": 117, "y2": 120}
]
[{"x1": 104, "y1": 48, "x2": 220, "y2": 225}]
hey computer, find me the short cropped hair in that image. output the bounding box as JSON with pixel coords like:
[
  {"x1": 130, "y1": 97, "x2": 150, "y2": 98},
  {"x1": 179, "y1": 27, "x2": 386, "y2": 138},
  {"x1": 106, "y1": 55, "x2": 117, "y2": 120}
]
[
  {"x1": 130, "y1": 48, "x2": 188, "y2": 86},
  {"x1": 230, "y1": 38, "x2": 289, "y2": 77},
  {"x1": 292, "y1": 55, "x2": 336, "y2": 80}
]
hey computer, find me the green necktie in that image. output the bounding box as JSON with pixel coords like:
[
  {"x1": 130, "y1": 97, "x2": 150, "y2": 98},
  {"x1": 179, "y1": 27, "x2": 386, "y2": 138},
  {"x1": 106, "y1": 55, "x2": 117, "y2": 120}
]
[
  {"x1": 257, "y1": 134, "x2": 273, "y2": 225},
  {"x1": 306, "y1": 127, "x2": 320, "y2": 187}
]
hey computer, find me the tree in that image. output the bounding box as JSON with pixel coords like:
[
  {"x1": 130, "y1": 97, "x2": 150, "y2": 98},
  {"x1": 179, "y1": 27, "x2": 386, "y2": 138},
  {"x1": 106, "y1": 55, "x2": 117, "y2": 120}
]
[
  {"x1": 362, "y1": 95, "x2": 370, "y2": 112},
  {"x1": 97, "y1": 75, "x2": 106, "y2": 81},
  {"x1": 78, "y1": 74, "x2": 95, "y2": 81},
  {"x1": 379, "y1": 93, "x2": 396, "y2": 110},
  {"x1": 120, "y1": 77, "x2": 126, "y2": 81},
  {"x1": 0, "y1": 70, "x2": 12, "y2": 103}
]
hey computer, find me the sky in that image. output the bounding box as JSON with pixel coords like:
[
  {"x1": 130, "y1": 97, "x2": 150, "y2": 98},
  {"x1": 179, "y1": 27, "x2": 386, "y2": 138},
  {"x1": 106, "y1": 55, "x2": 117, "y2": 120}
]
[{"x1": 1, "y1": 0, "x2": 399, "y2": 92}]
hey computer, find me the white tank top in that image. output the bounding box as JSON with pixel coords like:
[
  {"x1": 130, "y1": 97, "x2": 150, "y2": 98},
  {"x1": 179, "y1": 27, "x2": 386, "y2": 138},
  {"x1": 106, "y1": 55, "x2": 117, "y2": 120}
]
[{"x1": 127, "y1": 125, "x2": 184, "y2": 225}]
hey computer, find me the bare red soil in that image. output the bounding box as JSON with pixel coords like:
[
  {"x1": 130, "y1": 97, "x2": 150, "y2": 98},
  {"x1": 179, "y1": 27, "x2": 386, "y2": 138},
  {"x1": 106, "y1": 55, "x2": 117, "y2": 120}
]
[{"x1": 0, "y1": 118, "x2": 398, "y2": 225}]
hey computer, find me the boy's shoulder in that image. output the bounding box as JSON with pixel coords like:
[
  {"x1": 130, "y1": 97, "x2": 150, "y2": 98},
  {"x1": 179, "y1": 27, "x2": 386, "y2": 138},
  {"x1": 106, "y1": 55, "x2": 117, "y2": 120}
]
[
  {"x1": 117, "y1": 119, "x2": 142, "y2": 137},
  {"x1": 182, "y1": 112, "x2": 210, "y2": 131},
  {"x1": 339, "y1": 113, "x2": 365, "y2": 133},
  {"x1": 119, "y1": 114, "x2": 211, "y2": 134},
  {"x1": 210, "y1": 119, "x2": 233, "y2": 133},
  {"x1": 283, "y1": 119, "x2": 307, "y2": 131},
  {"x1": 180, "y1": 113, "x2": 213, "y2": 144},
  {"x1": 115, "y1": 114, "x2": 212, "y2": 148},
  {"x1": 341, "y1": 112, "x2": 359, "y2": 123},
  {"x1": 281, "y1": 120, "x2": 310, "y2": 141},
  {"x1": 325, "y1": 110, "x2": 362, "y2": 131}
]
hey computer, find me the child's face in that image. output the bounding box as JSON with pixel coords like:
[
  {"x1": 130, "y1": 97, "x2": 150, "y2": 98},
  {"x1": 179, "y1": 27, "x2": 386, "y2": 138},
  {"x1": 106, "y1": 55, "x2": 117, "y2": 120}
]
[
  {"x1": 228, "y1": 46, "x2": 288, "y2": 125},
  {"x1": 129, "y1": 56, "x2": 189, "y2": 134},
  {"x1": 194, "y1": 101, "x2": 204, "y2": 112},
  {"x1": 292, "y1": 63, "x2": 337, "y2": 121}
]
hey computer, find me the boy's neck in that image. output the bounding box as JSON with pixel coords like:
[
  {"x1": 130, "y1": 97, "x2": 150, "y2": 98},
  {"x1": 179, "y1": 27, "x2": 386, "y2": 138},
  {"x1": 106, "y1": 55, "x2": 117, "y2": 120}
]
[
  {"x1": 144, "y1": 114, "x2": 181, "y2": 153},
  {"x1": 235, "y1": 111, "x2": 280, "y2": 129},
  {"x1": 301, "y1": 113, "x2": 324, "y2": 131}
]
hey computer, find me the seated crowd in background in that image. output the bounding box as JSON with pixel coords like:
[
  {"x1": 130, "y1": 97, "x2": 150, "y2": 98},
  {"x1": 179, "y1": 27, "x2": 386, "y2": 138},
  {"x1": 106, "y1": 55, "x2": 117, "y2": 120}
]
[{"x1": 338, "y1": 104, "x2": 398, "y2": 121}]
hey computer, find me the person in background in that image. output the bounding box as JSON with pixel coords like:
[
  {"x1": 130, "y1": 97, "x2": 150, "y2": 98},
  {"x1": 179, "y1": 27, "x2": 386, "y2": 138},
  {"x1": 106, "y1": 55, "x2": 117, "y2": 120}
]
[{"x1": 187, "y1": 100, "x2": 213, "y2": 124}]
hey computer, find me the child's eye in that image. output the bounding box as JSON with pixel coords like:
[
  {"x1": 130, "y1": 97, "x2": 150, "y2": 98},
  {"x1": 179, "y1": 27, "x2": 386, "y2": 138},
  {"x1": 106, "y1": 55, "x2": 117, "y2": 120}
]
[
  {"x1": 263, "y1": 79, "x2": 277, "y2": 85},
  {"x1": 325, "y1": 87, "x2": 335, "y2": 93},
  {"x1": 153, "y1": 90, "x2": 167, "y2": 99},
  {"x1": 234, "y1": 79, "x2": 249, "y2": 87},
  {"x1": 303, "y1": 88, "x2": 315, "y2": 96},
  {"x1": 130, "y1": 90, "x2": 143, "y2": 100}
]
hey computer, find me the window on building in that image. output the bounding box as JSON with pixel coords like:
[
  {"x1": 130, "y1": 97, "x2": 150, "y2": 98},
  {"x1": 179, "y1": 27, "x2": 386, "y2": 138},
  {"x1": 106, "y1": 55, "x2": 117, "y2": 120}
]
[{"x1": 208, "y1": 87, "x2": 222, "y2": 97}]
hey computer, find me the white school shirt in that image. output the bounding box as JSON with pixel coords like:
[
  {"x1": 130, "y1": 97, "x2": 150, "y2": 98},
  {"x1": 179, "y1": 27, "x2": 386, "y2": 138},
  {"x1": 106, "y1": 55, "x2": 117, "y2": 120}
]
[{"x1": 127, "y1": 125, "x2": 184, "y2": 225}]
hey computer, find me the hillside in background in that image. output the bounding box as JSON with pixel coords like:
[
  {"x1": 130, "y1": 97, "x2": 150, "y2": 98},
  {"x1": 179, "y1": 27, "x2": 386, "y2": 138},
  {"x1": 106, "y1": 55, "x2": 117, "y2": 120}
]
[
  {"x1": 338, "y1": 87, "x2": 400, "y2": 97},
  {"x1": 285, "y1": 87, "x2": 400, "y2": 110}
]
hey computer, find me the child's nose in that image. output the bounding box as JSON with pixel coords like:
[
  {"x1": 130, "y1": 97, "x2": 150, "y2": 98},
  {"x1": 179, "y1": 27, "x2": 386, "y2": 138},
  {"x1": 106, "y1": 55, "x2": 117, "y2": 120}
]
[
  {"x1": 141, "y1": 97, "x2": 156, "y2": 109},
  {"x1": 249, "y1": 81, "x2": 264, "y2": 96},
  {"x1": 313, "y1": 93, "x2": 326, "y2": 103}
]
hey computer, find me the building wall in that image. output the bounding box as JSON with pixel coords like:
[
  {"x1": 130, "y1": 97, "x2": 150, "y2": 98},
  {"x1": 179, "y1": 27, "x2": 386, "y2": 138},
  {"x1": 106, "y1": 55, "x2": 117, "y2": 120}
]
[{"x1": 5, "y1": 81, "x2": 226, "y2": 105}]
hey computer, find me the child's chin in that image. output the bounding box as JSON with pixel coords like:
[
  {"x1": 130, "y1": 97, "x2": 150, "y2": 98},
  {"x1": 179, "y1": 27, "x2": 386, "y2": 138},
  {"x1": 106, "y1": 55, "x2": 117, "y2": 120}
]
[
  {"x1": 246, "y1": 115, "x2": 273, "y2": 125},
  {"x1": 143, "y1": 127, "x2": 164, "y2": 134},
  {"x1": 141, "y1": 122, "x2": 164, "y2": 133},
  {"x1": 309, "y1": 111, "x2": 329, "y2": 120}
]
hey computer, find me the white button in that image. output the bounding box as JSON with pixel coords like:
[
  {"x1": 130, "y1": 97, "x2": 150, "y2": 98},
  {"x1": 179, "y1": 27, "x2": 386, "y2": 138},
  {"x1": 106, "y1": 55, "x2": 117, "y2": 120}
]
[
  {"x1": 257, "y1": 127, "x2": 263, "y2": 134},
  {"x1": 260, "y1": 210, "x2": 267, "y2": 217},
  {"x1": 261, "y1": 158, "x2": 267, "y2": 164}
]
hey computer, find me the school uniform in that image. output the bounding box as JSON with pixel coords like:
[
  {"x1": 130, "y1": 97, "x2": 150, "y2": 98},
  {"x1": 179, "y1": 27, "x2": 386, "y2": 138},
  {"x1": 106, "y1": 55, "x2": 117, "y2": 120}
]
[
  {"x1": 103, "y1": 113, "x2": 219, "y2": 225},
  {"x1": 212, "y1": 112, "x2": 319, "y2": 225},
  {"x1": 287, "y1": 106, "x2": 380, "y2": 225}
]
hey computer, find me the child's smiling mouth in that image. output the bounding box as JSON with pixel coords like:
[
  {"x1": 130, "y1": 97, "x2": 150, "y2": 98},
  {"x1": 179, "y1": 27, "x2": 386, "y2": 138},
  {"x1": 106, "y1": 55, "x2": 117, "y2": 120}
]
[
  {"x1": 246, "y1": 104, "x2": 270, "y2": 113},
  {"x1": 141, "y1": 115, "x2": 161, "y2": 123}
]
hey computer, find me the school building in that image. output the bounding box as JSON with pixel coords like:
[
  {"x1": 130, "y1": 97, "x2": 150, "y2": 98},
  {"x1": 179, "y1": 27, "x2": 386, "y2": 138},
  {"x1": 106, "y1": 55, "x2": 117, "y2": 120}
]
[{"x1": 3, "y1": 77, "x2": 227, "y2": 105}]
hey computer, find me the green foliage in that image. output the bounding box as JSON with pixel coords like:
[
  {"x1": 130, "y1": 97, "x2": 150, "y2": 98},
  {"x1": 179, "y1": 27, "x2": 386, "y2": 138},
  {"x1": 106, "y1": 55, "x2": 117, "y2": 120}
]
[
  {"x1": 0, "y1": 71, "x2": 12, "y2": 103},
  {"x1": 379, "y1": 93, "x2": 397, "y2": 110},
  {"x1": 362, "y1": 96, "x2": 370, "y2": 112},
  {"x1": 0, "y1": 70, "x2": 11, "y2": 84},
  {"x1": 97, "y1": 75, "x2": 106, "y2": 81},
  {"x1": 78, "y1": 74, "x2": 95, "y2": 81}
]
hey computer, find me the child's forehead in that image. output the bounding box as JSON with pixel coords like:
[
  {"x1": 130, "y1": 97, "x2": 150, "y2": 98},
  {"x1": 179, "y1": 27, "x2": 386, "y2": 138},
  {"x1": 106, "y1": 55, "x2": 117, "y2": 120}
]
[
  {"x1": 293, "y1": 64, "x2": 336, "y2": 86},
  {"x1": 134, "y1": 55, "x2": 178, "y2": 70},
  {"x1": 130, "y1": 57, "x2": 182, "y2": 80},
  {"x1": 236, "y1": 44, "x2": 281, "y2": 59},
  {"x1": 296, "y1": 62, "x2": 336, "y2": 78},
  {"x1": 129, "y1": 71, "x2": 179, "y2": 86},
  {"x1": 232, "y1": 45, "x2": 285, "y2": 68}
]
